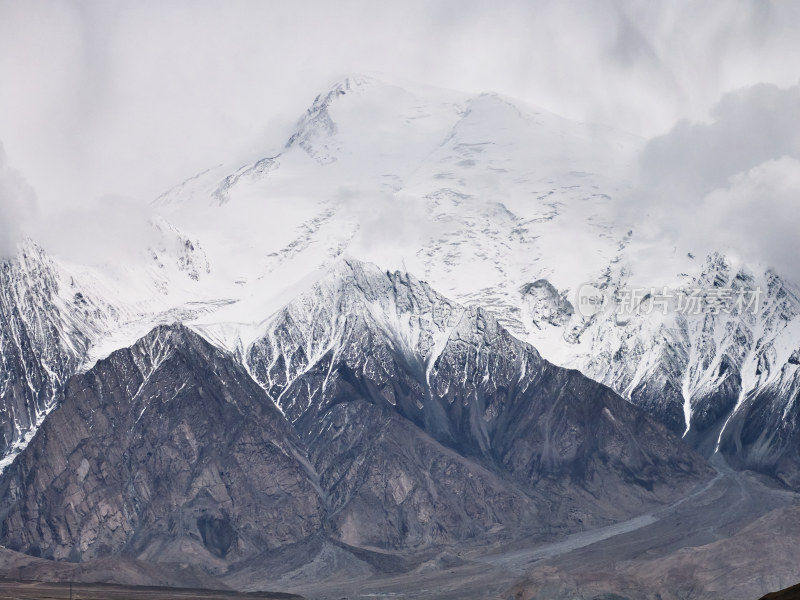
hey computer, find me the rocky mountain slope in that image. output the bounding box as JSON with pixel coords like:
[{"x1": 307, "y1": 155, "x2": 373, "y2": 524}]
[
  {"x1": 0, "y1": 263, "x2": 710, "y2": 577},
  {"x1": 0, "y1": 218, "x2": 236, "y2": 475},
  {"x1": 0, "y1": 324, "x2": 324, "y2": 566},
  {"x1": 245, "y1": 259, "x2": 710, "y2": 545}
]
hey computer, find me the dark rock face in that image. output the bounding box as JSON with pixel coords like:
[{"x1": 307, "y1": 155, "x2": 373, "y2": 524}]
[
  {"x1": 197, "y1": 515, "x2": 236, "y2": 558},
  {"x1": 289, "y1": 364, "x2": 538, "y2": 549},
  {"x1": 761, "y1": 581, "x2": 800, "y2": 600},
  {"x1": 720, "y1": 374, "x2": 800, "y2": 489},
  {"x1": 0, "y1": 325, "x2": 324, "y2": 565}
]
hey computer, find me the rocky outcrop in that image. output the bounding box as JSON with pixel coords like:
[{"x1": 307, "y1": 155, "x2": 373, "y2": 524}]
[
  {"x1": 520, "y1": 279, "x2": 574, "y2": 329},
  {"x1": 0, "y1": 325, "x2": 324, "y2": 566}
]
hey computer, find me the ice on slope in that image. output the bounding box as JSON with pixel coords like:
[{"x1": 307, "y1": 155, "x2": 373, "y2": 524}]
[{"x1": 144, "y1": 75, "x2": 645, "y2": 337}]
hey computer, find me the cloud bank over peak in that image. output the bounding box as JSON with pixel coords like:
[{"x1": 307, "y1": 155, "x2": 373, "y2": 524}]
[
  {"x1": 2, "y1": 1, "x2": 800, "y2": 215},
  {"x1": 630, "y1": 81, "x2": 800, "y2": 281},
  {"x1": 694, "y1": 156, "x2": 800, "y2": 279},
  {"x1": 641, "y1": 82, "x2": 800, "y2": 196},
  {"x1": 1, "y1": 1, "x2": 798, "y2": 286}
]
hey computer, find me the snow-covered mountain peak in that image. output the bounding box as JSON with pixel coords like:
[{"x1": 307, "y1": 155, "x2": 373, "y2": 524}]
[
  {"x1": 131, "y1": 322, "x2": 193, "y2": 356},
  {"x1": 243, "y1": 256, "x2": 551, "y2": 425},
  {"x1": 244, "y1": 257, "x2": 468, "y2": 405},
  {"x1": 322, "y1": 254, "x2": 447, "y2": 305},
  {"x1": 142, "y1": 75, "x2": 647, "y2": 329},
  {"x1": 119, "y1": 322, "x2": 241, "y2": 380},
  {"x1": 0, "y1": 240, "x2": 116, "y2": 356},
  {"x1": 286, "y1": 74, "x2": 378, "y2": 139},
  {"x1": 2, "y1": 239, "x2": 66, "y2": 290},
  {"x1": 264, "y1": 255, "x2": 464, "y2": 352}
]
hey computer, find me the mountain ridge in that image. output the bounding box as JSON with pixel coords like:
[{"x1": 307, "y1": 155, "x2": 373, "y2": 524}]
[{"x1": 0, "y1": 261, "x2": 711, "y2": 574}]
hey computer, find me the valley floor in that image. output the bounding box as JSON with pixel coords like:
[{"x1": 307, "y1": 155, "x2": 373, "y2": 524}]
[
  {"x1": 279, "y1": 455, "x2": 800, "y2": 600},
  {"x1": 0, "y1": 456, "x2": 796, "y2": 600}
]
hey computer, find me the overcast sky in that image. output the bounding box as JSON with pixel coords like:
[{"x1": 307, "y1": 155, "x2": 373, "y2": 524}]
[{"x1": 1, "y1": 0, "x2": 799, "y2": 272}]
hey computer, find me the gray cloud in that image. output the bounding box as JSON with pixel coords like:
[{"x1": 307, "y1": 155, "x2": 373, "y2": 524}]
[
  {"x1": 628, "y1": 81, "x2": 800, "y2": 281},
  {"x1": 2, "y1": 0, "x2": 800, "y2": 216},
  {"x1": 641, "y1": 82, "x2": 800, "y2": 196},
  {"x1": 690, "y1": 157, "x2": 800, "y2": 279},
  {"x1": 34, "y1": 194, "x2": 159, "y2": 267},
  {"x1": 0, "y1": 142, "x2": 37, "y2": 258}
]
